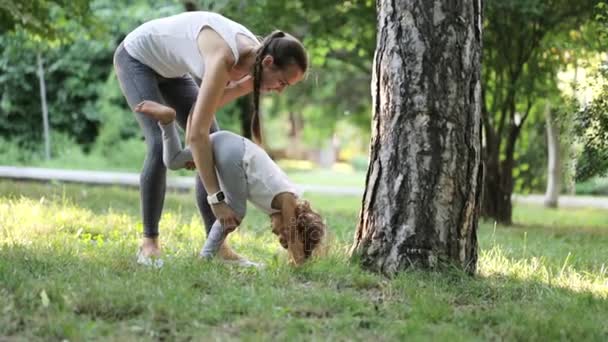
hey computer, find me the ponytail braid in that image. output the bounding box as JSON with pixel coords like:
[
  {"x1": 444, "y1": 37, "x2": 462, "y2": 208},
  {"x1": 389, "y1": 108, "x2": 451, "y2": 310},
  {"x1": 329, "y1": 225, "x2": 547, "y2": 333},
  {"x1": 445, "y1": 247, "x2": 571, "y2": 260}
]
[{"x1": 251, "y1": 30, "x2": 286, "y2": 144}]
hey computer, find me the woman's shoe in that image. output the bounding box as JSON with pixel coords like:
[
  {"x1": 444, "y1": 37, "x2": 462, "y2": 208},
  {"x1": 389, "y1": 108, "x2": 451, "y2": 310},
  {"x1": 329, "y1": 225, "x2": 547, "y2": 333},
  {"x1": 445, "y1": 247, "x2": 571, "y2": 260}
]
[{"x1": 136, "y1": 247, "x2": 164, "y2": 268}]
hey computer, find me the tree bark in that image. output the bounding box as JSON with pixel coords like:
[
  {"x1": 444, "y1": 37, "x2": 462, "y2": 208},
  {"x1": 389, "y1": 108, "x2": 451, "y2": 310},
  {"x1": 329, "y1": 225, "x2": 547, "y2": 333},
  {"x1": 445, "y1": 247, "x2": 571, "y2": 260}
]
[
  {"x1": 544, "y1": 104, "x2": 560, "y2": 208},
  {"x1": 351, "y1": 0, "x2": 483, "y2": 275}
]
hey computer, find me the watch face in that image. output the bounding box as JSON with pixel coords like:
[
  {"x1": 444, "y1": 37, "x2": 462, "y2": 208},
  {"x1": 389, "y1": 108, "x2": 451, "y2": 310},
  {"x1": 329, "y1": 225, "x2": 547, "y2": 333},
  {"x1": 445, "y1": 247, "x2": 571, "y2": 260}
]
[{"x1": 217, "y1": 191, "x2": 225, "y2": 202}]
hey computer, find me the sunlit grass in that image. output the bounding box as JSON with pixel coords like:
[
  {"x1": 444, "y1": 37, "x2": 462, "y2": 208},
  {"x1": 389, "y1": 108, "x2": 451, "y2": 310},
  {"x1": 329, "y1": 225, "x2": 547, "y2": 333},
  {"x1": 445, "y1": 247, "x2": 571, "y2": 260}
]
[{"x1": 1, "y1": 180, "x2": 607, "y2": 340}]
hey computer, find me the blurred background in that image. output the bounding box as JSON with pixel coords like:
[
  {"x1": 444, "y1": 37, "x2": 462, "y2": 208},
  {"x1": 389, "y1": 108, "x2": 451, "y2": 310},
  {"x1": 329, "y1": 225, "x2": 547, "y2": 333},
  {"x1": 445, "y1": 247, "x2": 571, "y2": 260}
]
[{"x1": 0, "y1": 0, "x2": 607, "y2": 199}]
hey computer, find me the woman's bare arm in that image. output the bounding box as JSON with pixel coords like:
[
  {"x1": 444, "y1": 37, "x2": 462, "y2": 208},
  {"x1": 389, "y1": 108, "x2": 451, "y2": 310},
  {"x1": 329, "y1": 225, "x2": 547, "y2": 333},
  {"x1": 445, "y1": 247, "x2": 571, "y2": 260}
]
[
  {"x1": 216, "y1": 76, "x2": 253, "y2": 109},
  {"x1": 188, "y1": 29, "x2": 240, "y2": 227}
]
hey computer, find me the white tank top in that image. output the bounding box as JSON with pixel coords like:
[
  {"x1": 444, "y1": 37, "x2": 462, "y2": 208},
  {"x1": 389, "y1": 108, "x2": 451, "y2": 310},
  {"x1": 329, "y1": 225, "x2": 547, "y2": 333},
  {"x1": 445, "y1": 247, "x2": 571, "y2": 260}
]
[
  {"x1": 242, "y1": 139, "x2": 302, "y2": 215},
  {"x1": 123, "y1": 11, "x2": 258, "y2": 78}
]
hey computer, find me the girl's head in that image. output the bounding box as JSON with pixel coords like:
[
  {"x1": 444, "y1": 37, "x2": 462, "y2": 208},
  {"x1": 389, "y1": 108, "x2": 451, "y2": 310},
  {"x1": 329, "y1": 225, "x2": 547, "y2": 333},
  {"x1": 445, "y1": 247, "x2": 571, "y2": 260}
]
[
  {"x1": 252, "y1": 30, "x2": 308, "y2": 143},
  {"x1": 271, "y1": 200, "x2": 325, "y2": 261}
]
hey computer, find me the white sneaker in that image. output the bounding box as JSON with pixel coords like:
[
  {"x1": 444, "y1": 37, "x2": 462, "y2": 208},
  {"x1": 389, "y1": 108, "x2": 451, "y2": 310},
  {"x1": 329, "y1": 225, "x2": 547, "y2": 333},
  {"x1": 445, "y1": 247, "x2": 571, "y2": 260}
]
[{"x1": 136, "y1": 248, "x2": 164, "y2": 269}]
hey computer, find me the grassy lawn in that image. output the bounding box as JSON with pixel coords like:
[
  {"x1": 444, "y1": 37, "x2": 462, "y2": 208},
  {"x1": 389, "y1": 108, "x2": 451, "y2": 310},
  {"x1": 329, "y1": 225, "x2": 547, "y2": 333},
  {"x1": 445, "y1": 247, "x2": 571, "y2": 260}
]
[{"x1": 0, "y1": 180, "x2": 607, "y2": 341}]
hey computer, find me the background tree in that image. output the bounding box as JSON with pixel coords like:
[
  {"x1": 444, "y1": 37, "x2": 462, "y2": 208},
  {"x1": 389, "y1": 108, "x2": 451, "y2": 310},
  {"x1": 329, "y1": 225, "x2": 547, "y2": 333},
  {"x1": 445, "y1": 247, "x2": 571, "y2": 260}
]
[
  {"x1": 574, "y1": 2, "x2": 608, "y2": 183},
  {"x1": 0, "y1": 0, "x2": 95, "y2": 40},
  {"x1": 481, "y1": 0, "x2": 598, "y2": 224},
  {"x1": 351, "y1": 0, "x2": 483, "y2": 275}
]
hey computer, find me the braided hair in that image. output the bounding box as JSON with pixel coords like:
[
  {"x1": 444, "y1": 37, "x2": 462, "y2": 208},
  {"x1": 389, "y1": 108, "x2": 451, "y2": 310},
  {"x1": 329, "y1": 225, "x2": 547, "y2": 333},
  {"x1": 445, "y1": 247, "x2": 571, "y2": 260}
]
[{"x1": 251, "y1": 30, "x2": 308, "y2": 144}]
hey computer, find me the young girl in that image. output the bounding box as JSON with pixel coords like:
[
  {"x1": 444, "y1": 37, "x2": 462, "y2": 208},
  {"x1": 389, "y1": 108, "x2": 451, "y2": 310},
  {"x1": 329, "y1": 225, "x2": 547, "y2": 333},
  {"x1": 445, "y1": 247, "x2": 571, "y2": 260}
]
[
  {"x1": 135, "y1": 100, "x2": 325, "y2": 266},
  {"x1": 114, "y1": 11, "x2": 308, "y2": 263}
]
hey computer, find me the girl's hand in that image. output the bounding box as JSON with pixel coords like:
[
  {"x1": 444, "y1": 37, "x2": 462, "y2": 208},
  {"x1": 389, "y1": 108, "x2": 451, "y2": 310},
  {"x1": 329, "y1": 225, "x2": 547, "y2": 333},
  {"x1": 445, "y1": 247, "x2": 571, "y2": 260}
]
[
  {"x1": 211, "y1": 202, "x2": 240, "y2": 232},
  {"x1": 185, "y1": 161, "x2": 196, "y2": 170}
]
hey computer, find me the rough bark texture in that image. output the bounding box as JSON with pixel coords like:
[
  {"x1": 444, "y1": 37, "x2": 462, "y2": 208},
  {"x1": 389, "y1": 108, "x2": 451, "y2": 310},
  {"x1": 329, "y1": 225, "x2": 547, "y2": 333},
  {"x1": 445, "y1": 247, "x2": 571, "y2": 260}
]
[
  {"x1": 544, "y1": 105, "x2": 560, "y2": 208},
  {"x1": 351, "y1": 0, "x2": 483, "y2": 275}
]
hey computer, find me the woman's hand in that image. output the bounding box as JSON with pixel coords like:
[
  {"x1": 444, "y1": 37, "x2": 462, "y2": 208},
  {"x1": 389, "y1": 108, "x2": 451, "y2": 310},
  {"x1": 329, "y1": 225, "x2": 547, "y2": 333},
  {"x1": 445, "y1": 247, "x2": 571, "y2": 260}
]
[{"x1": 212, "y1": 202, "x2": 240, "y2": 232}]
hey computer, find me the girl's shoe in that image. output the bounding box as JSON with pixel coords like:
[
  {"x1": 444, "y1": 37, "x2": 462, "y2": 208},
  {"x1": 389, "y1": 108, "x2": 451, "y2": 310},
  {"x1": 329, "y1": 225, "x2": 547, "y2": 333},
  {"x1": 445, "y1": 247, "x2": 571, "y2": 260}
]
[{"x1": 219, "y1": 257, "x2": 265, "y2": 269}]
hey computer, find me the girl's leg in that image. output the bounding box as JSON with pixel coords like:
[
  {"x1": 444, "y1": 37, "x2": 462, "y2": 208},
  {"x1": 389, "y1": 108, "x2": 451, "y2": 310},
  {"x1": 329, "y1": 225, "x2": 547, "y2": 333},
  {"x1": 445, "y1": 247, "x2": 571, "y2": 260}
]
[
  {"x1": 135, "y1": 101, "x2": 194, "y2": 170},
  {"x1": 114, "y1": 43, "x2": 168, "y2": 255}
]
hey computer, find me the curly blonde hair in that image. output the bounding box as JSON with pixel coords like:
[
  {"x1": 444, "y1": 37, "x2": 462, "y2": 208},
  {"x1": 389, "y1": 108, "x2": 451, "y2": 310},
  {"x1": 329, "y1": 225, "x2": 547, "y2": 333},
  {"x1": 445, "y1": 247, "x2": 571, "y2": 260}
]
[{"x1": 292, "y1": 200, "x2": 325, "y2": 259}]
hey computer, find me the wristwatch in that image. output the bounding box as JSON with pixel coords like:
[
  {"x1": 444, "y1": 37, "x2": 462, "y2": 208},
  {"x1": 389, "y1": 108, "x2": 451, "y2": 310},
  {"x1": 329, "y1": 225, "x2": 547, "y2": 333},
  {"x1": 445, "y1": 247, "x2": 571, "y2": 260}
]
[{"x1": 207, "y1": 190, "x2": 226, "y2": 205}]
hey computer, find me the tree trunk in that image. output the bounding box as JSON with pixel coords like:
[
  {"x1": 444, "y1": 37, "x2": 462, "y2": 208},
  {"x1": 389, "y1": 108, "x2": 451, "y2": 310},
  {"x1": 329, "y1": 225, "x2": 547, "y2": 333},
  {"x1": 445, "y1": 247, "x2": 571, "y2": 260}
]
[
  {"x1": 351, "y1": 0, "x2": 483, "y2": 275},
  {"x1": 480, "y1": 96, "x2": 513, "y2": 225},
  {"x1": 286, "y1": 111, "x2": 305, "y2": 159},
  {"x1": 544, "y1": 104, "x2": 560, "y2": 208},
  {"x1": 37, "y1": 53, "x2": 51, "y2": 161},
  {"x1": 481, "y1": 158, "x2": 513, "y2": 225},
  {"x1": 565, "y1": 60, "x2": 579, "y2": 195},
  {"x1": 483, "y1": 122, "x2": 518, "y2": 225}
]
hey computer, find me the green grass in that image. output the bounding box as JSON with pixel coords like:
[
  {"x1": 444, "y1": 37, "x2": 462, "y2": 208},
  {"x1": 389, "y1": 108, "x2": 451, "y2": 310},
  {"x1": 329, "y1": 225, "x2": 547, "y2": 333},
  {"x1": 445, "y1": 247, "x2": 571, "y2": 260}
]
[{"x1": 1, "y1": 180, "x2": 607, "y2": 341}]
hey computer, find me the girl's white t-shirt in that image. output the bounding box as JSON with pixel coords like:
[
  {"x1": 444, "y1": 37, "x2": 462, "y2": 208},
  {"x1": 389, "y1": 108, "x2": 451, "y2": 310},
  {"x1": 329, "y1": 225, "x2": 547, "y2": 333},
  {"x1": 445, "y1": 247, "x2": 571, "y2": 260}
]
[
  {"x1": 123, "y1": 11, "x2": 258, "y2": 79},
  {"x1": 243, "y1": 140, "x2": 302, "y2": 215}
]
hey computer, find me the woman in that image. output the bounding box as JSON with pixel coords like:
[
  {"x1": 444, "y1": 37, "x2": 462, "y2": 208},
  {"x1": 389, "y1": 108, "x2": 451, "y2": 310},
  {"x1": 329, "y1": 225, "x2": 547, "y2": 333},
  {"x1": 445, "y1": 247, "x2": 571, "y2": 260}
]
[
  {"x1": 113, "y1": 11, "x2": 308, "y2": 264},
  {"x1": 136, "y1": 100, "x2": 325, "y2": 266}
]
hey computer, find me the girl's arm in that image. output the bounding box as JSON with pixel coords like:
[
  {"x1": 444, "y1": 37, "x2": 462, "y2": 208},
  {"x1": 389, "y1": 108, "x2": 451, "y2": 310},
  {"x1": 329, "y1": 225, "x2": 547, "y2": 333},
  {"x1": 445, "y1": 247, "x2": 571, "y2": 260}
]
[
  {"x1": 159, "y1": 121, "x2": 194, "y2": 170},
  {"x1": 281, "y1": 199, "x2": 306, "y2": 265}
]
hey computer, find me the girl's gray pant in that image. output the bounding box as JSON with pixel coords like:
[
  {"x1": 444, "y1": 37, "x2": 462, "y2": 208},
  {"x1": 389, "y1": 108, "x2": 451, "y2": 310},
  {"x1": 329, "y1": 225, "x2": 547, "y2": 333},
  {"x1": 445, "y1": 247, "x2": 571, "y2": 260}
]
[
  {"x1": 159, "y1": 124, "x2": 248, "y2": 257},
  {"x1": 113, "y1": 42, "x2": 219, "y2": 238}
]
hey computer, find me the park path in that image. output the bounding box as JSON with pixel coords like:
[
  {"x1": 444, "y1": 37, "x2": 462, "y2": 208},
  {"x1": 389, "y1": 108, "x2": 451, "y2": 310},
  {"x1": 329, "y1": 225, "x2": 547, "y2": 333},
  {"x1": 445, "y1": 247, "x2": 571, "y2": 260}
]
[{"x1": 0, "y1": 166, "x2": 607, "y2": 209}]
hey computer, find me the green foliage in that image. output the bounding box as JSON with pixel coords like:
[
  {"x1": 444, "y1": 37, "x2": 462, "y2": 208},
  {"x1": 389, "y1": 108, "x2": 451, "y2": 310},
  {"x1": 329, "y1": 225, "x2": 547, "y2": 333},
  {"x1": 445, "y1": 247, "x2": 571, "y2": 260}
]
[
  {"x1": 0, "y1": 30, "x2": 109, "y2": 150},
  {"x1": 0, "y1": 0, "x2": 98, "y2": 42},
  {"x1": 575, "y1": 176, "x2": 608, "y2": 196},
  {"x1": 512, "y1": 106, "x2": 547, "y2": 193},
  {"x1": 214, "y1": 100, "x2": 243, "y2": 134},
  {"x1": 211, "y1": 0, "x2": 375, "y2": 70},
  {"x1": 92, "y1": 73, "x2": 140, "y2": 157},
  {"x1": 482, "y1": 0, "x2": 600, "y2": 216},
  {"x1": 0, "y1": 0, "x2": 374, "y2": 159},
  {"x1": 484, "y1": 0, "x2": 597, "y2": 134},
  {"x1": 574, "y1": 3, "x2": 608, "y2": 181},
  {"x1": 210, "y1": 0, "x2": 376, "y2": 145},
  {"x1": 595, "y1": 1, "x2": 608, "y2": 45},
  {"x1": 0, "y1": 137, "x2": 34, "y2": 165},
  {"x1": 0, "y1": 0, "x2": 183, "y2": 156}
]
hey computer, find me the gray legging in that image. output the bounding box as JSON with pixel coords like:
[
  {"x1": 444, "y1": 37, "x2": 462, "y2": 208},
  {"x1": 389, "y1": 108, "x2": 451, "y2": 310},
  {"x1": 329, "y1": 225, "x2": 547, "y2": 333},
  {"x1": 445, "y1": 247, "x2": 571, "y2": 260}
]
[
  {"x1": 113, "y1": 42, "x2": 218, "y2": 238},
  {"x1": 159, "y1": 123, "x2": 248, "y2": 257}
]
